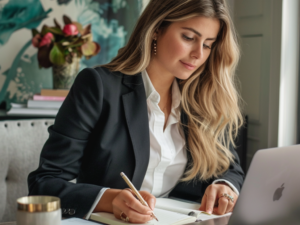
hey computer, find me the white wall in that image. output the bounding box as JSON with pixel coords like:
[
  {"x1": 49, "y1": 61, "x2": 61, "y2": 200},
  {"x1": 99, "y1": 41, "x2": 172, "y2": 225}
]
[
  {"x1": 226, "y1": 0, "x2": 235, "y2": 15},
  {"x1": 141, "y1": 0, "x2": 150, "y2": 11},
  {"x1": 233, "y1": 0, "x2": 284, "y2": 169},
  {"x1": 233, "y1": 0, "x2": 300, "y2": 167},
  {"x1": 278, "y1": 0, "x2": 300, "y2": 147}
]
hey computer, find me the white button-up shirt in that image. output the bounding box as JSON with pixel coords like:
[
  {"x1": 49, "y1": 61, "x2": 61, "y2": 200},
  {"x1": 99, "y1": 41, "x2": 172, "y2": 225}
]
[
  {"x1": 85, "y1": 69, "x2": 239, "y2": 219},
  {"x1": 139, "y1": 69, "x2": 187, "y2": 197}
]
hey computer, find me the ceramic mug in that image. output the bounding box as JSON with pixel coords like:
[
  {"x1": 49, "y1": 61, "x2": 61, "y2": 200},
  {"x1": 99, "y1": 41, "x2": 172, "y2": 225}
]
[{"x1": 16, "y1": 196, "x2": 61, "y2": 225}]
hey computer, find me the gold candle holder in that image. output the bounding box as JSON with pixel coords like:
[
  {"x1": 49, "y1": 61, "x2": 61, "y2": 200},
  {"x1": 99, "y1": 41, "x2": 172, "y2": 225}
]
[
  {"x1": 17, "y1": 196, "x2": 60, "y2": 212},
  {"x1": 16, "y1": 196, "x2": 61, "y2": 225}
]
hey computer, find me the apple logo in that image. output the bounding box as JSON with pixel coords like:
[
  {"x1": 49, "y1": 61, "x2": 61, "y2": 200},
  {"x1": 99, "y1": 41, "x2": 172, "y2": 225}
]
[{"x1": 273, "y1": 183, "x2": 285, "y2": 201}]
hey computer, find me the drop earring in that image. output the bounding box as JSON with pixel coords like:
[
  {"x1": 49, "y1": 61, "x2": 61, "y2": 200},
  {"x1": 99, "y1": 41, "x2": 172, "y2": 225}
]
[{"x1": 153, "y1": 38, "x2": 157, "y2": 55}]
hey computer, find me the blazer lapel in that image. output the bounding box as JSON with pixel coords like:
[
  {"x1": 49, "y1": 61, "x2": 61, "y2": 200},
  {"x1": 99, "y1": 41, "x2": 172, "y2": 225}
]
[{"x1": 122, "y1": 73, "x2": 150, "y2": 189}]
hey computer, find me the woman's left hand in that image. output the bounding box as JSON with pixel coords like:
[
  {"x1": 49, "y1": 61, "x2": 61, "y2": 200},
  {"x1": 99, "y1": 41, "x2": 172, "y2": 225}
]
[{"x1": 199, "y1": 182, "x2": 238, "y2": 215}]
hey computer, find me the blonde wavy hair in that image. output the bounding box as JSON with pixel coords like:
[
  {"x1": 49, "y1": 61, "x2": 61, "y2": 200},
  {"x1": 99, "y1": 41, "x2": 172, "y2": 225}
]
[{"x1": 102, "y1": 0, "x2": 243, "y2": 181}]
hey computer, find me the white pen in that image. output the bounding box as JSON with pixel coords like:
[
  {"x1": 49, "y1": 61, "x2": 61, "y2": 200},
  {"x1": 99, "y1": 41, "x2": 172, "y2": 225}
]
[{"x1": 120, "y1": 172, "x2": 159, "y2": 221}]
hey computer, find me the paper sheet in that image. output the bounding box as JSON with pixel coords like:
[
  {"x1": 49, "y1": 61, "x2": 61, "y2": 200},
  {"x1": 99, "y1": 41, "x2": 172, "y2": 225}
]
[{"x1": 62, "y1": 218, "x2": 104, "y2": 224}]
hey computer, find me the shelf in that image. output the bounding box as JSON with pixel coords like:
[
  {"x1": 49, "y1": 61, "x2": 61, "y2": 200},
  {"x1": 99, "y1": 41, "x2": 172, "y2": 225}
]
[{"x1": 0, "y1": 110, "x2": 55, "y2": 120}]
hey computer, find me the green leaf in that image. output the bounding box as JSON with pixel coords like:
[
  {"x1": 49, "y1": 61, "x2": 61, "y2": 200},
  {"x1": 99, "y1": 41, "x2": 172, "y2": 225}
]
[
  {"x1": 68, "y1": 40, "x2": 84, "y2": 48},
  {"x1": 81, "y1": 24, "x2": 91, "y2": 36},
  {"x1": 67, "y1": 37, "x2": 81, "y2": 45},
  {"x1": 31, "y1": 29, "x2": 39, "y2": 37},
  {"x1": 41, "y1": 25, "x2": 51, "y2": 36},
  {"x1": 38, "y1": 44, "x2": 53, "y2": 68},
  {"x1": 81, "y1": 33, "x2": 92, "y2": 41},
  {"x1": 81, "y1": 41, "x2": 96, "y2": 56},
  {"x1": 63, "y1": 15, "x2": 72, "y2": 25},
  {"x1": 47, "y1": 27, "x2": 64, "y2": 36},
  {"x1": 54, "y1": 18, "x2": 62, "y2": 30},
  {"x1": 50, "y1": 44, "x2": 65, "y2": 65}
]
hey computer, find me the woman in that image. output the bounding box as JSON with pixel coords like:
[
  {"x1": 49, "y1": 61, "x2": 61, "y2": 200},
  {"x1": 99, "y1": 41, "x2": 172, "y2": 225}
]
[{"x1": 28, "y1": 0, "x2": 244, "y2": 223}]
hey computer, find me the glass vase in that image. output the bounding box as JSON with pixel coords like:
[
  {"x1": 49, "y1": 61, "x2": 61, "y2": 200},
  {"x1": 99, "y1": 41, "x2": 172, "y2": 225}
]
[{"x1": 52, "y1": 57, "x2": 80, "y2": 89}]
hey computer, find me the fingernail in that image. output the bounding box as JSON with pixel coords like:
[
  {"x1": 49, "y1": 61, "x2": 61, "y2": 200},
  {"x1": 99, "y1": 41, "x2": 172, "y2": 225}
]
[
  {"x1": 207, "y1": 209, "x2": 212, "y2": 214},
  {"x1": 149, "y1": 199, "x2": 155, "y2": 210},
  {"x1": 147, "y1": 211, "x2": 153, "y2": 215}
]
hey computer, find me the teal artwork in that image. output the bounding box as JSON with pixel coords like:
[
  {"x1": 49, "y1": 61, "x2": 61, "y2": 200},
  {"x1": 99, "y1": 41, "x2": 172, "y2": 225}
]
[
  {"x1": 0, "y1": 0, "x2": 147, "y2": 110},
  {"x1": 0, "y1": 0, "x2": 52, "y2": 45}
]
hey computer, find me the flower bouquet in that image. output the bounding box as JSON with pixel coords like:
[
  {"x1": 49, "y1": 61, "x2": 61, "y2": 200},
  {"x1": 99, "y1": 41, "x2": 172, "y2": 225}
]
[{"x1": 31, "y1": 15, "x2": 100, "y2": 89}]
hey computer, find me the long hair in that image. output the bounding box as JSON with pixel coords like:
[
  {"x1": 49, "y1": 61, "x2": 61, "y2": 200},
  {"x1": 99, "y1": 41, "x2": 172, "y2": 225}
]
[{"x1": 102, "y1": 0, "x2": 243, "y2": 181}]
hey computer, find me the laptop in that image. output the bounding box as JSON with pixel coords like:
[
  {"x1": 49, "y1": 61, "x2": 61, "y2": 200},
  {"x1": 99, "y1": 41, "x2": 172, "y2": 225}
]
[{"x1": 188, "y1": 144, "x2": 300, "y2": 225}]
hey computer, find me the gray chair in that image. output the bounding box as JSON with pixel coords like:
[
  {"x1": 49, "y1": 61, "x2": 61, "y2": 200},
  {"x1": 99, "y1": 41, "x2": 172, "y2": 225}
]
[{"x1": 0, "y1": 119, "x2": 54, "y2": 222}]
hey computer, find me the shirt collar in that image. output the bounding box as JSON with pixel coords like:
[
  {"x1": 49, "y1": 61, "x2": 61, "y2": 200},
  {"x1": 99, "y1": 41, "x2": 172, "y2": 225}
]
[
  {"x1": 141, "y1": 69, "x2": 181, "y2": 110},
  {"x1": 141, "y1": 69, "x2": 159, "y2": 103}
]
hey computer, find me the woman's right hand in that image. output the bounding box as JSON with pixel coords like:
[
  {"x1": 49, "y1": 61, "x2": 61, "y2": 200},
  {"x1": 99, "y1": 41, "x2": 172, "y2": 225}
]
[
  {"x1": 95, "y1": 188, "x2": 156, "y2": 224},
  {"x1": 112, "y1": 189, "x2": 156, "y2": 223}
]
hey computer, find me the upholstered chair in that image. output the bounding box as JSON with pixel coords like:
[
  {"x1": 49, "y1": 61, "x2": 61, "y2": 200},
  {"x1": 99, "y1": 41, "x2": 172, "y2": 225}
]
[{"x1": 0, "y1": 119, "x2": 54, "y2": 222}]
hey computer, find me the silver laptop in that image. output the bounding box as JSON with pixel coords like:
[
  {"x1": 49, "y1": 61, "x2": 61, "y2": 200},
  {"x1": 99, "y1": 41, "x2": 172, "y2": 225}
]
[{"x1": 188, "y1": 144, "x2": 300, "y2": 225}]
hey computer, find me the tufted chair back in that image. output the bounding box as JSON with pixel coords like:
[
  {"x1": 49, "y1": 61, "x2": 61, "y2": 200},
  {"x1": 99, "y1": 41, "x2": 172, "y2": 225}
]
[{"x1": 0, "y1": 119, "x2": 54, "y2": 222}]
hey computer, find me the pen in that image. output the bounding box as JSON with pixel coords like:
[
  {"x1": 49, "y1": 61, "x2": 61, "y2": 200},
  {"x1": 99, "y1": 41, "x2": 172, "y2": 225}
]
[{"x1": 120, "y1": 172, "x2": 159, "y2": 221}]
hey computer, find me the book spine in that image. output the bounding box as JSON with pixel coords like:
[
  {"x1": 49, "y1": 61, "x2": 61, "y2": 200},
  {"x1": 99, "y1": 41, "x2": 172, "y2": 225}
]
[
  {"x1": 27, "y1": 100, "x2": 63, "y2": 109},
  {"x1": 33, "y1": 95, "x2": 66, "y2": 101},
  {"x1": 7, "y1": 108, "x2": 58, "y2": 116},
  {"x1": 40, "y1": 89, "x2": 69, "y2": 97}
]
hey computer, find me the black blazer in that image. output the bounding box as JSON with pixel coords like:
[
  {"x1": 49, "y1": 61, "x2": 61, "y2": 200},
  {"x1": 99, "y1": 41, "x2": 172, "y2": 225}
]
[{"x1": 28, "y1": 66, "x2": 244, "y2": 218}]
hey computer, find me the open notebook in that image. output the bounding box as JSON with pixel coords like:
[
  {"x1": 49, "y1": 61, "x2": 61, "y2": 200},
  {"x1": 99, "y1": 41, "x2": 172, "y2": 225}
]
[{"x1": 90, "y1": 198, "x2": 231, "y2": 225}]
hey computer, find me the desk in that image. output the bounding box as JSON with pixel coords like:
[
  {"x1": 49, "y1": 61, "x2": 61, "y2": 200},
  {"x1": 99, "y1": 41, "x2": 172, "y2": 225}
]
[
  {"x1": 186, "y1": 215, "x2": 230, "y2": 224},
  {"x1": 0, "y1": 216, "x2": 230, "y2": 225}
]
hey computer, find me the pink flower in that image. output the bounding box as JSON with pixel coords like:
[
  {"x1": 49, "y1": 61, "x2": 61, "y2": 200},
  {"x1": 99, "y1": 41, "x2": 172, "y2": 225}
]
[
  {"x1": 39, "y1": 32, "x2": 54, "y2": 47},
  {"x1": 63, "y1": 24, "x2": 78, "y2": 36},
  {"x1": 32, "y1": 34, "x2": 41, "y2": 48}
]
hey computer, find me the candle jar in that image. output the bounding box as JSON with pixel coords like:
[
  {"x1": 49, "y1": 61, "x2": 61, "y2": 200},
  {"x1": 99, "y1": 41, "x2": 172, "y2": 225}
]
[{"x1": 16, "y1": 196, "x2": 61, "y2": 225}]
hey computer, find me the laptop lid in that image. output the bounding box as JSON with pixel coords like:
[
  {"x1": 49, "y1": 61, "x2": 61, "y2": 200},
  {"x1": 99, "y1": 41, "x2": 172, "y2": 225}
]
[{"x1": 228, "y1": 144, "x2": 300, "y2": 225}]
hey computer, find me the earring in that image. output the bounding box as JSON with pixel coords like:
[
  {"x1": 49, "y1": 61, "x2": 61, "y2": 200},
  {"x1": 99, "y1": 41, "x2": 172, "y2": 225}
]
[{"x1": 153, "y1": 38, "x2": 157, "y2": 55}]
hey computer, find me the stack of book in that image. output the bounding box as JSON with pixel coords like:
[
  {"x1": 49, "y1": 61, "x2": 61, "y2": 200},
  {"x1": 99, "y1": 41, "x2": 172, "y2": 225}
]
[{"x1": 7, "y1": 89, "x2": 69, "y2": 116}]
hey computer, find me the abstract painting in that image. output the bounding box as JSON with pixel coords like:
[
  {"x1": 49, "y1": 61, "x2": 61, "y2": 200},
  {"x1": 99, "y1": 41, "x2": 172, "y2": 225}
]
[{"x1": 0, "y1": 0, "x2": 149, "y2": 109}]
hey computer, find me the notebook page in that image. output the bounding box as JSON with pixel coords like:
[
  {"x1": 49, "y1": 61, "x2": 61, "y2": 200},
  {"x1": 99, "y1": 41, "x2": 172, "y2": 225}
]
[
  {"x1": 156, "y1": 198, "x2": 201, "y2": 215},
  {"x1": 195, "y1": 212, "x2": 232, "y2": 221},
  {"x1": 91, "y1": 212, "x2": 147, "y2": 225},
  {"x1": 90, "y1": 208, "x2": 196, "y2": 225},
  {"x1": 155, "y1": 198, "x2": 232, "y2": 221},
  {"x1": 153, "y1": 208, "x2": 196, "y2": 225},
  {"x1": 62, "y1": 218, "x2": 101, "y2": 224}
]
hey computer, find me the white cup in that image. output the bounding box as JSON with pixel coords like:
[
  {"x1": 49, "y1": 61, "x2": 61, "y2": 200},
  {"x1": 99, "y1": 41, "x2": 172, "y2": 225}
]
[{"x1": 16, "y1": 196, "x2": 61, "y2": 225}]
